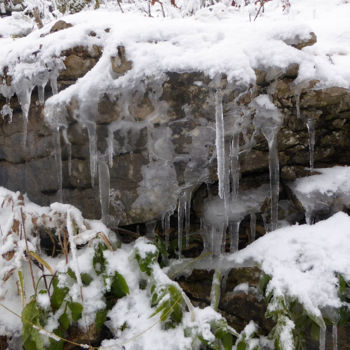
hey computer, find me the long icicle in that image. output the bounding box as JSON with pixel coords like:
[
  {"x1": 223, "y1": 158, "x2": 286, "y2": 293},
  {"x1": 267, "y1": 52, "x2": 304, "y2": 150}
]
[
  {"x1": 54, "y1": 127, "x2": 63, "y2": 203},
  {"x1": 98, "y1": 158, "x2": 110, "y2": 223},
  {"x1": 86, "y1": 122, "x2": 97, "y2": 187},
  {"x1": 332, "y1": 324, "x2": 338, "y2": 350},
  {"x1": 184, "y1": 189, "x2": 192, "y2": 249},
  {"x1": 306, "y1": 118, "x2": 316, "y2": 171},
  {"x1": 162, "y1": 211, "x2": 172, "y2": 250},
  {"x1": 215, "y1": 88, "x2": 226, "y2": 200},
  {"x1": 262, "y1": 126, "x2": 280, "y2": 231},
  {"x1": 229, "y1": 220, "x2": 241, "y2": 253},
  {"x1": 230, "y1": 132, "x2": 240, "y2": 201},
  {"x1": 177, "y1": 193, "x2": 185, "y2": 259},
  {"x1": 250, "y1": 212, "x2": 256, "y2": 241},
  {"x1": 319, "y1": 326, "x2": 326, "y2": 350},
  {"x1": 62, "y1": 128, "x2": 72, "y2": 176}
]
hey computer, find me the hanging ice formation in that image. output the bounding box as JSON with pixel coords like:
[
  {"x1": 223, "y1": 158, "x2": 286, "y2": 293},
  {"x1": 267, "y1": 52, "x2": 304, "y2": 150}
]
[
  {"x1": 319, "y1": 327, "x2": 326, "y2": 350},
  {"x1": 251, "y1": 95, "x2": 283, "y2": 231},
  {"x1": 86, "y1": 122, "x2": 98, "y2": 187},
  {"x1": 62, "y1": 128, "x2": 72, "y2": 176},
  {"x1": 162, "y1": 210, "x2": 173, "y2": 250},
  {"x1": 54, "y1": 127, "x2": 63, "y2": 203},
  {"x1": 306, "y1": 118, "x2": 316, "y2": 171},
  {"x1": 177, "y1": 189, "x2": 192, "y2": 258},
  {"x1": 250, "y1": 212, "x2": 256, "y2": 242},
  {"x1": 98, "y1": 157, "x2": 110, "y2": 223},
  {"x1": 215, "y1": 87, "x2": 227, "y2": 201},
  {"x1": 333, "y1": 324, "x2": 338, "y2": 350}
]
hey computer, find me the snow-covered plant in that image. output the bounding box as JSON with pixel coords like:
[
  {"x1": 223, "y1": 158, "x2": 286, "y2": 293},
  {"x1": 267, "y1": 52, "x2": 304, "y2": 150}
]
[{"x1": 258, "y1": 272, "x2": 350, "y2": 350}]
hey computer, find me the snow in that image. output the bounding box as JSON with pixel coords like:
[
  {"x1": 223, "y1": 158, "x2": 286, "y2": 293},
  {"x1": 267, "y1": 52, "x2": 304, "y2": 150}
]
[
  {"x1": 230, "y1": 212, "x2": 350, "y2": 319},
  {"x1": 289, "y1": 166, "x2": 350, "y2": 222},
  {"x1": 1, "y1": 0, "x2": 350, "y2": 130}
]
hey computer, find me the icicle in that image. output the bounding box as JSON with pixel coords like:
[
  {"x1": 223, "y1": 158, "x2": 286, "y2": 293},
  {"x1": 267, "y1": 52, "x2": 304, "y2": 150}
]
[
  {"x1": 251, "y1": 95, "x2": 282, "y2": 232},
  {"x1": 229, "y1": 220, "x2": 241, "y2": 253},
  {"x1": 38, "y1": 85, "x2": 45, "y2": 105},
  {"x1": 221, "y1": 269, "x2": 230, "y2": 296},
  {"x1": 62, "y1": 128, "x2": 72, "y2": 176},
  {"x1": 261, "y1": 126, "x2": 280, "y2": 231},
  {"x1": 319, "y1": 327, "x2": 326, "y2": 350},
  {"x1": 215, "y1": 88, "x2": 226, "y2": 200},
  {"x1": 17, "y1": 80, "x2": 34, "y2": 147},
  {"x1": 184, "y1": 190, "x2": 192, "y2": 248},
  {"x1": 49, "y1": 73, "x2": 58, "y2": 95},
  {"x1": 230, "y1": 132, "x2": 240, "y2": 200},
  {"x1": 162, "y1": 211, "x2": 172, "y2": 250},
  {"x1": 306, "y1": 118, "x2": 316, "y2": 171},
  {"x1": 98, "y1": 158, "x2": 110, "y2": 222},
  {"x1": 305, "y1": 211, "x2": 314, "y2": 225},
  {"x1": 177, "y1": 193, "x2": 185, "y2": 259},
  {"x1": 177, "y1": 189, "x2": 192, "y2": 256},
  {"x1": 332, "y1": 324, "x2": 338, "y2": 350},
  {"x1": 146, "y1": 221, "x2": 157, "y2": 239},
  {"x1": 54, "y1": 127, "x2": 63, "y2": 203},
  {"x1": 210, "y1": 262, "x2": 222, "y2": 311},
  {"x1": 295, "y1": 92, "x2": 301, "y2": 119},
  {"x1": 86, "y1": 122, "x2": 97, "y2": 187},
  {"x1": 250, "y1": 212, "x2": 256, "y2": 242},
  {"x1": 108, "y1": 127, "x2": 114, "y2": 168}
]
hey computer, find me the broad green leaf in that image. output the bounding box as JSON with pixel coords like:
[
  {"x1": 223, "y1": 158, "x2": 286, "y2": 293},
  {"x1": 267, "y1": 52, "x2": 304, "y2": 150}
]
[
  {"x1": 68, "y1": 302, "x2": 83, "y2": 322},
  {"x1": 59, "y1": 312, "x2": 70, "y2": 330},
  {"x1": 95, "y1": 309, "x2": 108, "y2": 333},
  {"x1": 51, "y1": 278, "x2": 69, "y2": 310},
  {"x1": 259, "y1": 273, "x2": 271, "y2": 294},
  {"x1": 237, "y1": 340, "x2": 247, "y2": 350},
  {"x1": 81, "y1": 273, "x2": 93, "y2": 286},
  {"x1": 111, "y1": 272, "x2": 129, "y2": 298},
  {"x1": 93, "y1": 243, "x2": 107, "y2": 275}
]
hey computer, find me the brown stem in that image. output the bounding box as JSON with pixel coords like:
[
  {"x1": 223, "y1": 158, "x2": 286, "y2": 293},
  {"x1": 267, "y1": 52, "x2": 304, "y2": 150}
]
[{"x1": 20, "y1": 207, "x2": 36, "y2": 293}]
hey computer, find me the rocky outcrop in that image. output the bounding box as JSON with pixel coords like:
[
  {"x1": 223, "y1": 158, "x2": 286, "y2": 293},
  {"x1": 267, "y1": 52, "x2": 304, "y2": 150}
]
[{"x1": 1, "y1": 58, "x2": 350, "y2": 229}]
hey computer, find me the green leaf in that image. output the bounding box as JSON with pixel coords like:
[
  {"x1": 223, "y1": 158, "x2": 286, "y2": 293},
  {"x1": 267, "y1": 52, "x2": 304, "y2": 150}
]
[
  {"x1": 59, "y1": 312, "x2": 70, "y2": 330},
  {"x1": 22, "y1": 299, "x2": 44, "y2": 350},
  {"x1": 81, "y1": 273, "x2": 93, "y2": 286},
  {"x1": 151, "y1": 285, "x2": 184, "y2": 329},
  {"x1": 111, "y1": 272, "x2": 129, "y2": 298},
  {"x1": 218, "y1": 331, "x2": 233, "y2": 350},
  {"x1": 95, "y1": 309, "x2": 108, "y2": 333},
  {"x1": 67, "y1": 268, "x2": 76, "y2": 280},
  {"x1": 93, "y1": 243, "x2": 107, "y2": 275},
  {"x1": 310, "y1": 322, "x2": 320, "y2": 341},
  {"x1": 48, "y1": 328, "x2": 64, "y2": 350},
  {"x1": 339, "y1": 305, "x2": 350, "y2": 326},
  {"x1": 135, "y1": 245, "x2": 158, "y2": 276},
  {"x1": 259, "y1": 273, "x2": 271, "y2": 294},
  {"x1": 51, "y1": 278, "x2": 69, "y2": 310},
  {"x1": 237, "y1": 340, "x2": 247, "y2": 350},
  {"x1": 307, "y1": 311, "x2": 326, "y2": 331},
  {"x1": 68, "y1": 302, "x2": 83, "y2": 322}
]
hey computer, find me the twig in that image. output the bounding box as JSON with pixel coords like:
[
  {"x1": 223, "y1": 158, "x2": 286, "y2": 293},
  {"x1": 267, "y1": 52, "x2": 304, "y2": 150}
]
[
  {"x1": 20, "y1": 207, "x2": 36, "y2": 292},
  {"x1": 117, "y1": 0, "x2": 124, "y2": 13}
]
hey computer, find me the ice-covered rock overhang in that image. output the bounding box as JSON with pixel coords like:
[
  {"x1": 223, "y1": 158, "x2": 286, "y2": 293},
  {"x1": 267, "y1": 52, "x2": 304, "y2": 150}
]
[{"x1": 1, "y1": 10, "x2": 350, "y2": 228}]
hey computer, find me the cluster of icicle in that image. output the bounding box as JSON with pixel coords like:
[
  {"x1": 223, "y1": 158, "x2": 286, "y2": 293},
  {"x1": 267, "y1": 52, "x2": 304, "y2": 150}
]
[{"x1": 0, "y1": 58, "x2": 64, "y2": 145}]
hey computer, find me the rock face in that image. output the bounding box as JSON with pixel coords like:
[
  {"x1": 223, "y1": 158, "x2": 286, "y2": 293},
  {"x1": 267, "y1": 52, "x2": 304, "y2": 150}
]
[{"x1": 1, "y1": 55, "x2": 350, "y2": 228}]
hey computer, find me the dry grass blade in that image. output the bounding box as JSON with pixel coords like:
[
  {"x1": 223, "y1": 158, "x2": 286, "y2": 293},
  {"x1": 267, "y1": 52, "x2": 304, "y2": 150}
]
[
  {"x1": 97, "y1": 232, "x2": 114, "y2": 251},
  {"x1": 28, "y1": 251, "x2": 54, "y2": 274}
]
